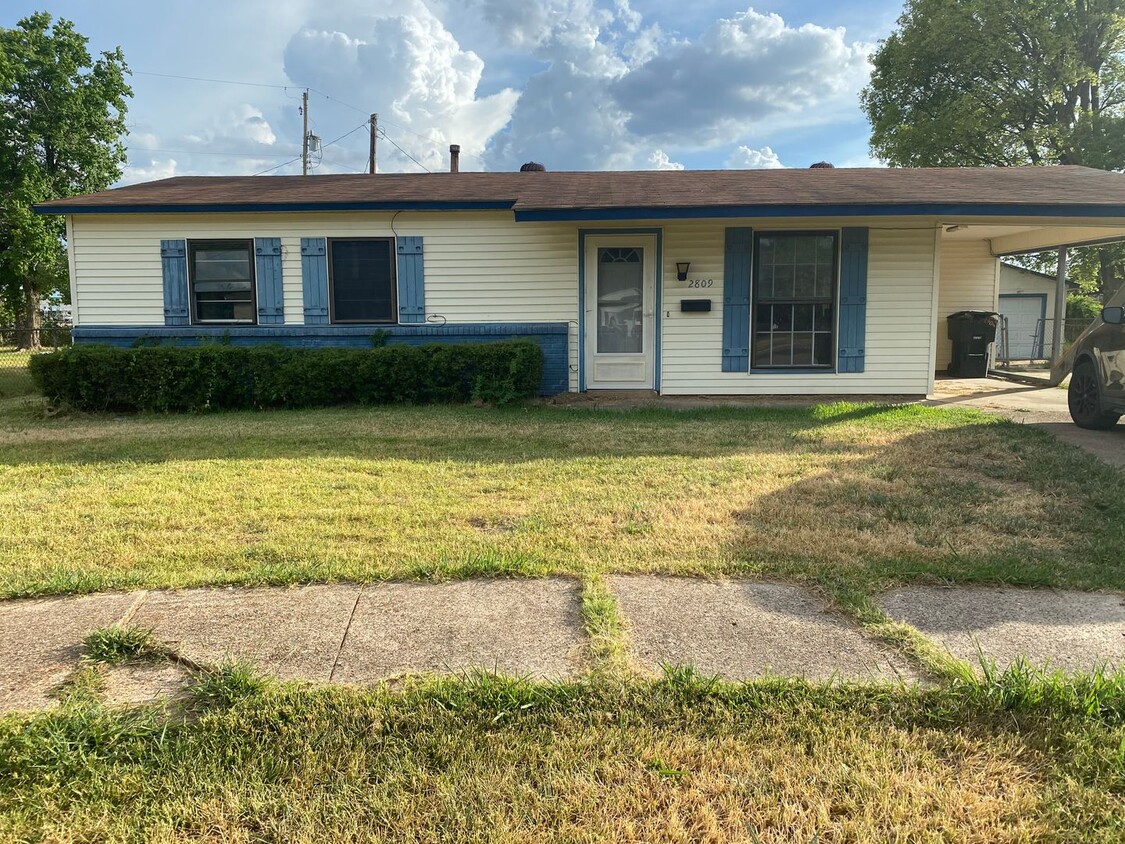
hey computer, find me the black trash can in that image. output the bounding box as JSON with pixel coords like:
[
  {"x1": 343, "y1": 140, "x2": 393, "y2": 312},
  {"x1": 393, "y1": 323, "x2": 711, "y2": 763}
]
[{"x1": 947, "y1": 310, "x2": 1000, "y2": 377}]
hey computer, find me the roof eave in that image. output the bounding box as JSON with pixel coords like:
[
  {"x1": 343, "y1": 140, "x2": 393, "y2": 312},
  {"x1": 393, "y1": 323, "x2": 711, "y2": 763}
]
[
  {"x1": 512, "y1": 203, "x2": 1125, "y2": 222},
  {"x1": 34, "y1": 200, "x2": 517, "y2": 216}
]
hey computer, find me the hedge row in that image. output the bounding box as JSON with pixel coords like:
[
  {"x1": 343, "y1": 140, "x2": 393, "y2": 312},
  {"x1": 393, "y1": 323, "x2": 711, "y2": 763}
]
[{"x1": 28, "y1": 341, "x2": 544, "y2": 412}]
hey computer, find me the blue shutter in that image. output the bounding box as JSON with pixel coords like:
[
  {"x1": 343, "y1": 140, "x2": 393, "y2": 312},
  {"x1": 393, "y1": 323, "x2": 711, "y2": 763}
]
[
  {"x1": 838, "y1": 227, "x2": 869, "y2": 373},
  {"x1": 396, "y1": 236, "x2": 425, "y2": 324},
  {"x1": 160, "y1": 239, "x2": 189, "y2": 326},
  {"x1": 254, "y1": 238, "x2": 284, "y2": 325},
  {"x1": 300, "y1": 237, "x2": 329, "y2": 324},
  {"x1": 722, "y1": 227, "x2": 753, "y2": 372}
]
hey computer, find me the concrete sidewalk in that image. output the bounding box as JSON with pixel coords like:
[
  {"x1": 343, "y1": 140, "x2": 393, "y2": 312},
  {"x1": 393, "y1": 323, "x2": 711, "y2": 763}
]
[{"x1": 3, "y1": 578, "x2": 1123, "y2": 713}]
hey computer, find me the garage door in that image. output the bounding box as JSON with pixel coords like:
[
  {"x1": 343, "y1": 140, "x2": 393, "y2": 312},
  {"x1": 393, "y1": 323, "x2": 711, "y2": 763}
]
[{"x1": 999, "y1": 294, "x2": 1046, "y2": 360}]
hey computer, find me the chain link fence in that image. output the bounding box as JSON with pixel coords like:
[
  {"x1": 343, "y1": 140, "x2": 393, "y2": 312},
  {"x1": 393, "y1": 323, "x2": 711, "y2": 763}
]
[
  {"x1": 0, "y1": 325, "x2": 72, "y2": 399},
  {"x1": 995, "y1": 316, "x2": 1093, "y2": 365}
]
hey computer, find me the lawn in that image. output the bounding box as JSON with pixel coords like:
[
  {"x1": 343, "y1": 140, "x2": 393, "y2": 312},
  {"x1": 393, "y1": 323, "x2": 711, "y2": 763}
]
[
  {"x1": 0, "y1": 399, "x2": 1122, "y2": 599},
  {"x1": 3, "y1": 396, "x2": 1125, "y2": 841},
  {"x1": 1, "y1": 667, "x2": 1122, "y2": 842}
]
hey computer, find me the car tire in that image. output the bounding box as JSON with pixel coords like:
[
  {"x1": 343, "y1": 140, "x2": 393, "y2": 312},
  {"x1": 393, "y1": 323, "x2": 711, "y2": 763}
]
[{"x1": 1068, "y1": 360, "x2": 1121, "y2": 429}]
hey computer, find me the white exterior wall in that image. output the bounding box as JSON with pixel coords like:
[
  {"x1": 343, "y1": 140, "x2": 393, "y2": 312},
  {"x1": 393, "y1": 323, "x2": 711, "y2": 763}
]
[
  {"x1": 999, "y1": 264, "x2": 1057, "y2": 317},
  {"x1": 657, "y1": 221, "x2": 939, "y2": 395},
  {"x1": 68, "y1": 211, "x2": 957, "y2": 396},
  {"x1": 935, "y1": 239, "x2": 1000, "y2": 370},
  {"x1": 69, "y1": 211, "x2": 580, "y2": 392}
]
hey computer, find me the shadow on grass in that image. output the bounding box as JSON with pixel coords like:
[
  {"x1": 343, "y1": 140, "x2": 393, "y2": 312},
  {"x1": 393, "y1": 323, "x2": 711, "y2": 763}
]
[
  {"x1": 0, "y1": 402, "x2": 946, "y2": 467},
  {"x1": 723, "y1": 422, "x2": 1125, "y2": 594}
]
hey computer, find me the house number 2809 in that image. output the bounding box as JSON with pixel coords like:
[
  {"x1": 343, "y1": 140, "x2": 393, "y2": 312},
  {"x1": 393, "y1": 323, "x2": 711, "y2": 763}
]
[{"x1": 687, "y1": 278, "x2": 714, "y2": 288}]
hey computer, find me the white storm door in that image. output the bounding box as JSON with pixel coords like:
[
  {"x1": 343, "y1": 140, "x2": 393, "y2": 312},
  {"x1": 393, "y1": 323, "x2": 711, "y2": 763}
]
[{"x1": 584, "y1": 235, "x2": 657, "y2": 389}]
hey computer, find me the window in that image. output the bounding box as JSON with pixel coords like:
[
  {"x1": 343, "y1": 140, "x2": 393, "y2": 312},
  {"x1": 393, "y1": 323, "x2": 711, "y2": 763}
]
[
  {"x1": 329, "y1": 238, "x2": 396, "y2": 323},
  {"x1": 752, "y1": 232, "x2": 837, "y2": 369},
  {"x1": 189, "y1": 240, "x2": 255, "y2": 324}
]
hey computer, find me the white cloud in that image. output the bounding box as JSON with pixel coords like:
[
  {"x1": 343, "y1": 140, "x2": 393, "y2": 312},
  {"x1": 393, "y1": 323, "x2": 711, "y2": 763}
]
[
  {"x1": 283, "y1": 2, "x2": 519, "y2": 171},
  {"x1": 726, "y1": 145, "x2": 784, "y2": 169},
  {"x1": 482, "y1": 3, "x2": 870, "y2": 171},
  {"x1": 612, "y1": 9, "x2": 872, "y2": 145},
  {"x1": 120, "y1": 157, "x2": 178, "y2": 185},
  {"x1": 648, "y1": 150, "x2": 684, "y2": 170}
]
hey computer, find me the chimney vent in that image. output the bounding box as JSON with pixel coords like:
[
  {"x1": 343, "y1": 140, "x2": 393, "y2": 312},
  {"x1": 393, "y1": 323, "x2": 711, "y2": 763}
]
[
  {"x1": 810, "y1": 161, "x2": 835, "y2": 169},
  {"x1": 520, "y1": 161, "x2": 546, "y2": 172},
  {"x1": 449, "y1": 144, "x2": 461, "y2": 173}
]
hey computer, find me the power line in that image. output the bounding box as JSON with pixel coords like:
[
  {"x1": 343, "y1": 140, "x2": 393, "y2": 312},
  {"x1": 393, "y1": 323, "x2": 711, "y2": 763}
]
[
  {"x1": 129, "y1": 147, "x2": 297, "y2": 158},
  {"x1": 308, "y1": 88, "x2": 369, "y2": 116},
  {"x1": 380, "y1": 131, "x2": 432, "y2": 172},
  {"x1": 252, "y1": 156, "x2": 303, "y2": 176},
  {"x1": 134, "y1": 70, "x2": 294, "y2": 90}
]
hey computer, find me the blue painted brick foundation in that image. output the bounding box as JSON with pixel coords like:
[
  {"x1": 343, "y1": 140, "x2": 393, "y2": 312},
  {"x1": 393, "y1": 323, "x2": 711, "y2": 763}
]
[{"x1": 72, "y1": 323, "x2": 571, "y2": 396}]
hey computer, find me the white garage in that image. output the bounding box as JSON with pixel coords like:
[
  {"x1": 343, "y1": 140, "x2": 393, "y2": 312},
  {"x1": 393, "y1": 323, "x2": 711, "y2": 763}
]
[{"x1": 998, "y1": 263, "x2": 1057, "y2": 361}]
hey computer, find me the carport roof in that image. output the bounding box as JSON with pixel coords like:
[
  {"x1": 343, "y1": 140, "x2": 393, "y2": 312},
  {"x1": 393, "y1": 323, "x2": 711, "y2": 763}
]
[{"x1": 35, "y1": 164, "x2": 1125, "y2": 221}]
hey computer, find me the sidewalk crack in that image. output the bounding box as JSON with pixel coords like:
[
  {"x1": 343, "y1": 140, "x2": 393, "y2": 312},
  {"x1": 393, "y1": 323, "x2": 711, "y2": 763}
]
[
  {"x1": 118, "y1": 590, "x2": 149, "y2": 627},
  {"x1": 329, "y1": 588, "x2": 363, "y2": 683}
]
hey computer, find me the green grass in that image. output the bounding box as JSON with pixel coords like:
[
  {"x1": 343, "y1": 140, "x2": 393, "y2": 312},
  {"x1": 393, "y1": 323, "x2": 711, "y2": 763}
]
[
  {"x1": 83, "y1": 625, "x2": 158, "y2": 665},
  {"x1": 1, "y1": 401, "x2": 1122, "y2": 600},
  {"x1": 1, "y1": 670, "x2": 1123, "y2": 841}
]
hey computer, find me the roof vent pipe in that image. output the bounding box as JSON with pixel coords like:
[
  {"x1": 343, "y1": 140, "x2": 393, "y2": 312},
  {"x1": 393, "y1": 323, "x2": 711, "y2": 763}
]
[
  {"x1": 520, "y1": 161, "x2": 546, "y2": 172},
  {"x1": 450, "y1": 144, "x2": 460, "y2": 173},
  {"x1": 810, "y1": 161, "x2": 835, "y2": 168}
]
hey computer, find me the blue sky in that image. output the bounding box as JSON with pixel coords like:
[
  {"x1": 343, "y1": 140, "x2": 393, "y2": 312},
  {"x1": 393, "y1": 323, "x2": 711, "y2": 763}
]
[{"x1": 6, "y1": 1, "x2": 907, "y2": 181}]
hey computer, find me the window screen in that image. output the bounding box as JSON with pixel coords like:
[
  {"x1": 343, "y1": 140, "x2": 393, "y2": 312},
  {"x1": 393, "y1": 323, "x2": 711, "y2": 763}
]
[
  {"x1": 189, "y1": 240, "x2": 255, "y2": 324},
  {"x1": 330, "y1": 239, "x2": 396, "y2": 323}
]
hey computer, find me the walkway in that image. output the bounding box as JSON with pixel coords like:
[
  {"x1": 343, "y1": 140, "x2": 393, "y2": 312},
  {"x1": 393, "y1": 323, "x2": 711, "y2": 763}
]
[{"x1": 3, "y1": 578, "x2": 1123, "y2": 713}]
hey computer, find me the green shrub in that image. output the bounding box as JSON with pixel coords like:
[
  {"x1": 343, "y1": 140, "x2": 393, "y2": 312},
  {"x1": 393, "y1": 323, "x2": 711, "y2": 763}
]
[{"x1": 28, "y1": 340, "x2": 544, "y2": 413}]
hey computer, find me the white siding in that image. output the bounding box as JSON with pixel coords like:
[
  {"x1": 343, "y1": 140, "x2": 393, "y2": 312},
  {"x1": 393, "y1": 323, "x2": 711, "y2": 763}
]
[
  {"x1": 936, "y1": 239, "x2": 1000, "y2": 371},
  {"x1": 69, "y1": 211, "x2": 579, "y2": 391},
  {"x1": 69, "y1": 211, "x2": 948, "y2": 396},
  {"x1": 658, "y1": 221, "x2": 938, "y2": 396}
]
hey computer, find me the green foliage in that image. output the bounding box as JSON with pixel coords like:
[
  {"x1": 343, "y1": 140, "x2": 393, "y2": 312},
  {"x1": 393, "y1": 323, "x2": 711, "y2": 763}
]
[
  {"x1": 28, "y1": 340, "x2": 544, "y2": 412},
  {"x1": 863, "y1": 0, "x2": 1125, "y2": 295},
  {"x1": 1068, "y1": 292, "x2": 1105, "y2": 319},
  {"x1": 0, "y1": 13, "x2": 130, "y2": 322},
  {"x1": 82, "y1": 625, "x2": 155, "y2": 664}
]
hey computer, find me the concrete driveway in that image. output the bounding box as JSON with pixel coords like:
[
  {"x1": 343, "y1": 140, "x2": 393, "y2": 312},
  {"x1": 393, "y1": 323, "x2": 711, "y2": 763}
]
[{"x1": 926, "y1": 378, "x2": 1125, "y2": 469}]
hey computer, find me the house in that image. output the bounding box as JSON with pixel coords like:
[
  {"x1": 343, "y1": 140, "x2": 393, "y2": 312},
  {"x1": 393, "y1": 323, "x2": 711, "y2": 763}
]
[
  {"x1": 36, "y1": 164, "x2": 1125, "y2": 396},
  {"x1": 997, "y1": 262, "x2": 1070, "y2": 361}
]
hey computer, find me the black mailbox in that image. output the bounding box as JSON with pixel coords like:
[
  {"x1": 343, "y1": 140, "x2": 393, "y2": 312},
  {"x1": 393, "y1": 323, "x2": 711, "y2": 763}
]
[{"x1": 680, "y1": 299, "x2": 712, "y2": 312}]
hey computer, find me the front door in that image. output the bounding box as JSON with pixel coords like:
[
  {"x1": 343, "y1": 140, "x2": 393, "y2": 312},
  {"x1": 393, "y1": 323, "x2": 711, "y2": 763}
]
[{"x1": 584, "y1": 234, "x2": 657, "y2": 389}]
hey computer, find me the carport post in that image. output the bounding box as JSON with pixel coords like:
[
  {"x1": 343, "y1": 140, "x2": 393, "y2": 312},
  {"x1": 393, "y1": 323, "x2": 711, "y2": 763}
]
[{"x1": 1051, "y1": 247, "x2": 1068, "y2": 362}]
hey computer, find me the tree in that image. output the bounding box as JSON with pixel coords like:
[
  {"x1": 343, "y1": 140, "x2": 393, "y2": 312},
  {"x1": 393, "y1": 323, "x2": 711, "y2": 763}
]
[
  {"x1": 0, "y1": 12, "x2": 130, "y2": 348},
  {"x1": 861, "y1": 0, "x2": 1125, "y2": 299}
]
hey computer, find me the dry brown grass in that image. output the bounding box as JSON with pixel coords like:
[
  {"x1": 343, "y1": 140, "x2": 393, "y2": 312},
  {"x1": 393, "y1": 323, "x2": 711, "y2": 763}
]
[
  {"x1": 5, "y1": 675, "x2": 1121, "y2": 843},
  {"x1": 1, "y1": 403, "x2": 1121, "y2": 597}
]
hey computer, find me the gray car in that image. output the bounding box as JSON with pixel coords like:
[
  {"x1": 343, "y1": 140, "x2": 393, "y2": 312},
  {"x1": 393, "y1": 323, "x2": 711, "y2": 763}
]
[{"x1": 1068, "y1": 306, "x2": 1125, "y2": 429}]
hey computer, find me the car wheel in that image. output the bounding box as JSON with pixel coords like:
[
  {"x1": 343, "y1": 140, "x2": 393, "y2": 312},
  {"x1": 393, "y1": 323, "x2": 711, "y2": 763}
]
[{"x1": 1068, "y1": 360, "x2": 1121, "y2": 429}]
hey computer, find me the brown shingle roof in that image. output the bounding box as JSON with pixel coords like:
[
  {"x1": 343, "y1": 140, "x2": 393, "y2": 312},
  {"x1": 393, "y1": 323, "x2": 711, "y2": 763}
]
[{"x1": 35, "y1": 165, "x2": 1125, "y2": 216}]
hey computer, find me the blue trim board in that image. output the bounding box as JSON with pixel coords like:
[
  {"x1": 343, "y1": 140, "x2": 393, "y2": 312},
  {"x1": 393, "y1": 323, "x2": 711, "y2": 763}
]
[
  {"x1": 517, "y1": 203, "x2": 1125, "y2": 223},
  {"x1": 577, "y1": 228, "x2": 663, "y2": 393},
  {"x1": 38, "y1": 201, "x2": 515, "y2": 216},
  {"x1": 72, "y1": 322, "x2": 570, "y2": 396}
]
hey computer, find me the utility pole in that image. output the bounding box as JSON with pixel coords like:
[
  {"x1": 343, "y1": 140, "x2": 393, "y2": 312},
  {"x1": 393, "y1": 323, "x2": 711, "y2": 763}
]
[
  {"x1": 369, "y1": 113, "x2": 378, "y2": 175},
  {"x1": 301, "y1": 89, "x2": 309, "y2": 176}
]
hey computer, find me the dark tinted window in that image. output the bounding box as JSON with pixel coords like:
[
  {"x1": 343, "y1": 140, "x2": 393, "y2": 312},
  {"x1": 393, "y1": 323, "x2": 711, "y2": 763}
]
[
  {"x1": 190, "y1": 240, "x2": 255, "y2": 324},
  {"x1": 330, "y1": 239, "x2": 395, "y2": 323}
]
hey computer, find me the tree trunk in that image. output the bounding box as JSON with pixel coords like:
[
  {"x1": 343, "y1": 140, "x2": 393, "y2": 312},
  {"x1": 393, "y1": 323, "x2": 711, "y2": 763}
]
[
  {"x1": 1098, "y1": 250, "x2": 1125, "y2": 304},
  {"x1": 15, "y1": 280, "x2": 41, "y2": 351}
]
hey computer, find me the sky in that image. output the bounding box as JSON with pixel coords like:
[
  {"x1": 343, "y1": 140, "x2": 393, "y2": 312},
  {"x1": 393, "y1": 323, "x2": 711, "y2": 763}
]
[{"x1": 6, "y1": 1, "x2": 908, "y2": 183}]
